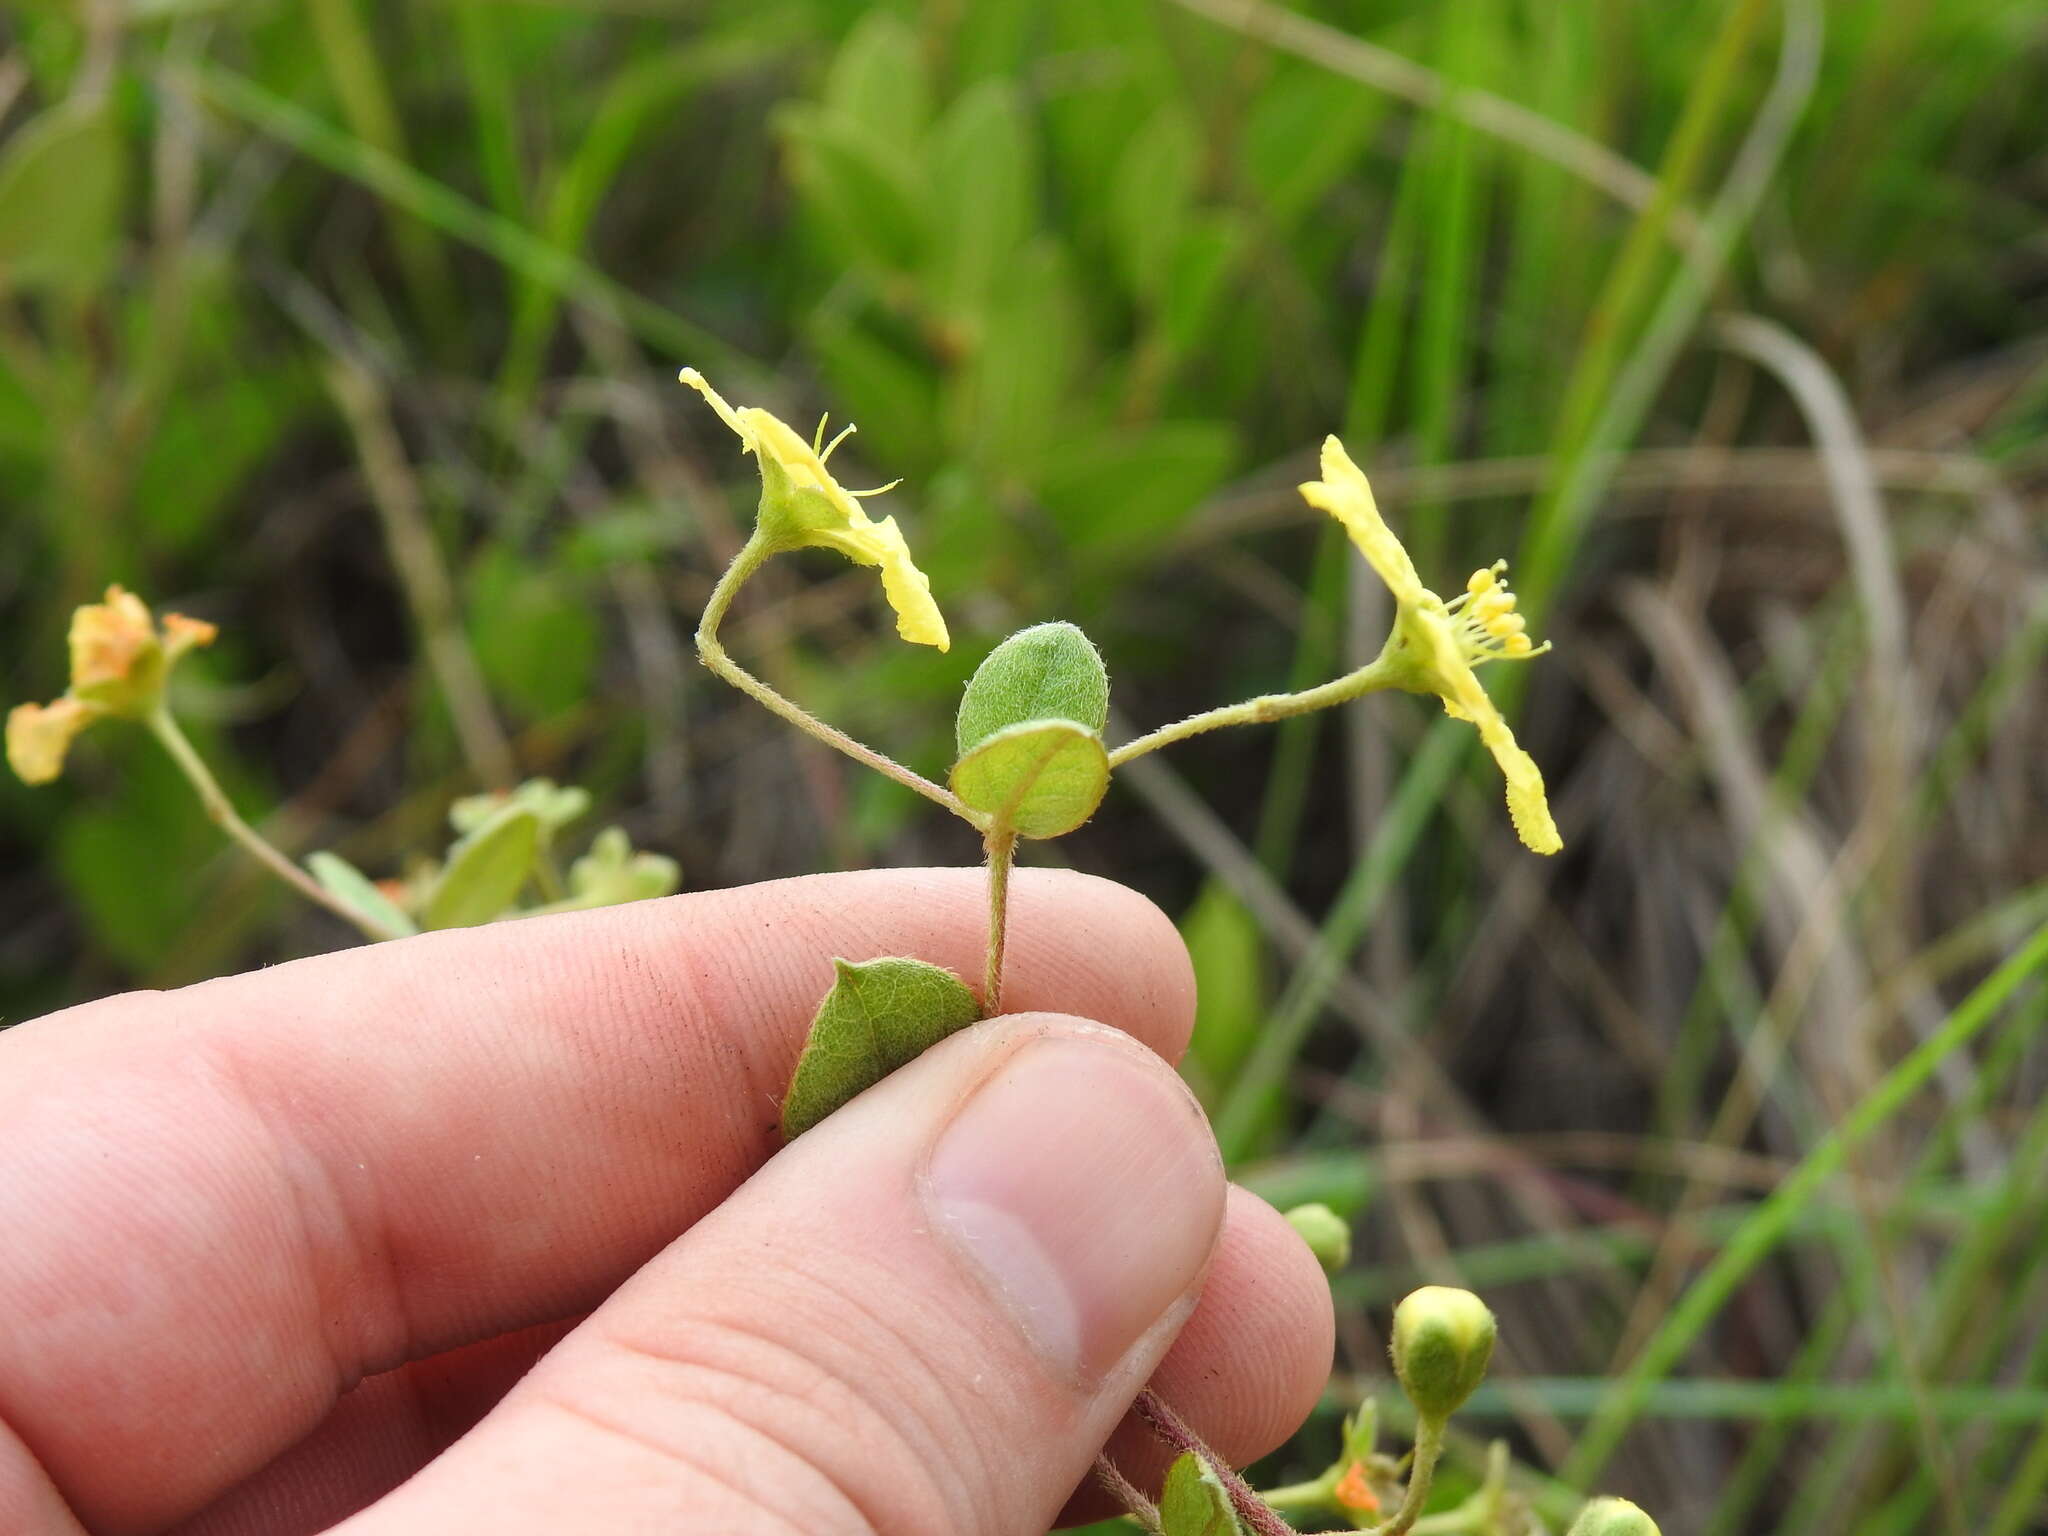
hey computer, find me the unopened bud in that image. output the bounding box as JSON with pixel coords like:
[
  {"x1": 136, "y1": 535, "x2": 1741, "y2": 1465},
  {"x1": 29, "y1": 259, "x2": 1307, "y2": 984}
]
[
  {"x1": 1389, "y1": 1285, "x2": 1496, "y2": 1420},
  {"x1": 1566, "y1": 1497, "x2": 1661, "y2": 1536},
  {"x1": 1283, "y1": 1202, "x2": 1352, "y2": 1273}
]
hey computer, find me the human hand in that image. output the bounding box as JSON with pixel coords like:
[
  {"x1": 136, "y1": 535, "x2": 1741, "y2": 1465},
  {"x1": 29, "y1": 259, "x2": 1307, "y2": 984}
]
[{"x1": 0, "y1": 869, "x2": 1333, "y2": 1535}]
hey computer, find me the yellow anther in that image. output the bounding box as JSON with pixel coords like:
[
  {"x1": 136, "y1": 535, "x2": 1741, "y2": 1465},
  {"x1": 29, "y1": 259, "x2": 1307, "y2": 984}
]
[
  {"x1": 1506, "y1": 632, "x2": 1534, "y2": 656},
  {"x1": 1466, "y1": 567, "x2": 1495, "y2": 595}
]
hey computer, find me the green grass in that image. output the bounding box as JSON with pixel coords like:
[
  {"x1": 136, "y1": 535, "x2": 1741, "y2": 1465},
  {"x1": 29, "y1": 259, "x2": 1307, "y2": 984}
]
[{"x1": 2, "y1": 2, "x2": 2045, "y2": 1530}]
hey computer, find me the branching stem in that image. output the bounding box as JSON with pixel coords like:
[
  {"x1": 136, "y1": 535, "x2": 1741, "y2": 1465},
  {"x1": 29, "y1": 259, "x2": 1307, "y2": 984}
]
[
  {"x1": 696, "y1": 533, "x2": 980, "y2": 823},
  {"x1": 1370, "y1": 1415, "x2": 1444, "y2": 1536}
]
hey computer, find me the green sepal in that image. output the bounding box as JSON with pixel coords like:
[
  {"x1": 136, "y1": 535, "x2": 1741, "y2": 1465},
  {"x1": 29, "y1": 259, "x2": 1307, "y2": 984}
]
[
  {"x1": 423, "y1": 804, "x2": 540, "y2": 929},
  {"x1": 307, "y1": 851, "x2": 420, "y2": 939},
  {"x1": 569, "y1": 827, "x2": 681, "y2": 906},
  {"x1": 949, "y1": 718, "x2": 1109, "y2": 839},
  {"x1": 1158, "y1": 1452, "x2": 1247, "y2": 1536},
  {"x1": 781, "y1": 957, "x2": 983, "y2": 1140},
  {"x1": 1567, "y1": 1497, "x2": 1661, "y2": 1536},
  {"x1": 753, "y1": 442, "x2": 857, "y2": 553},
  {"x1": 955, "y1": 621, "x2": 1109, "y2": 756}
]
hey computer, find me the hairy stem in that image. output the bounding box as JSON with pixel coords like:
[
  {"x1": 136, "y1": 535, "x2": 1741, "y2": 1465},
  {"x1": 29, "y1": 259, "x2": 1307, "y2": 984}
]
[
  {"x1": 146, "y1": 707, "x2": 400, "y2": 942},
  {"x1": 1108, "y1": 654, "x2": 1402, "y2": 768},
  {"x1": 1372, "y1": 1416, "x2": 1444, "y2": 1536},
  {"x1": 1093, "y1": 1453, "x2": 1165, "y2": 1533},
  {"x1": 1133, "y1": 1391, "x2": 1300, "y2": 1536},
  {"x1": 696, "y1": 533, "x2": 978, "y2": 822},
  {"x1": 982, "y1": 828, "x2": 1017, "y2": 1013}
]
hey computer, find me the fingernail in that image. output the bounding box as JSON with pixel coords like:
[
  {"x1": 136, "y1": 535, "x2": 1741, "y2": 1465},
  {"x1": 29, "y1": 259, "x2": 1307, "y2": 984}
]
[{"x1": 925, "y1": 1032, "x2": 1223, "y2": 1381}]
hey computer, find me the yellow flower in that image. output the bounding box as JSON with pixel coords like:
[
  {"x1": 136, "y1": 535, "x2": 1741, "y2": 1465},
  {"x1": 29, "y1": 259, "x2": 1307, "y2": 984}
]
[
  {"x1": 1301, "y1": 437, "x2": 1562, "y2": 855},
  {"x1": 6, "y1": 586, "x2": 218, "y2": 785},
  {"x1": 679, "y1": 368, "x2": 949, "y2": 652}
]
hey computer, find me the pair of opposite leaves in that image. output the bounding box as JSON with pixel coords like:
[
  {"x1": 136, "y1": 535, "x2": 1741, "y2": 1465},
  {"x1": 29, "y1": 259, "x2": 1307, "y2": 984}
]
[{"x1": 781, "y1": 621, "x2": 1108, "y2": 1140}]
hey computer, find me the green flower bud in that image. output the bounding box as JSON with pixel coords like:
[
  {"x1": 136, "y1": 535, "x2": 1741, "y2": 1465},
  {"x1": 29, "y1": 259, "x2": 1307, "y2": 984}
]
[
  {"x1": 1566, "y1": 1497, "x2": 1661, "y2": 1536},
  {"x1": 1283, "y1": 1202, "x2": 1352, "y2": 1273},
  {"x1": 1389, "y1": 1286, "x2": 1496, "y2": 1421}
]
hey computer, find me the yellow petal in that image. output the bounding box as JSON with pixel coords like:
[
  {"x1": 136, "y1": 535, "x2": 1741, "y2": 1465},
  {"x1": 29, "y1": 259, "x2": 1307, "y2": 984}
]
[
  {"x1": 1299, "y1": 436, "x2": 1425, "y2": 607},
  {"x1": 69, "y1": 585, "x2": 158, "y2": 693},
  {"x1": 1408, "y1": 605, "x2": 1562, "y2": 854},
  {"x1": 823, "y1": 515, "x2": 950, "y2": 651},
  {"x1": 6, "y1": 697, "x2": 96, "y2": 785}
]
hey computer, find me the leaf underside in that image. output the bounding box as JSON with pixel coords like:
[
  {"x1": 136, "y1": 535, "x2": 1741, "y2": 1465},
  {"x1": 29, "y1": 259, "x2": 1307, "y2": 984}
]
[{"x1": 780, "y1": 956, "x2": 983, "y2": 1140}]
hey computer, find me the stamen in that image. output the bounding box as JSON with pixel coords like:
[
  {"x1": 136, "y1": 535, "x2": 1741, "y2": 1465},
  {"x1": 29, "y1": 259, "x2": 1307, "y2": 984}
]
[
  {"x1": 820, "y1": 422, "x2": 858, "y2": 462},
  {"x1": 847, "y1": 477, "x2": 901, "y2": 499}
]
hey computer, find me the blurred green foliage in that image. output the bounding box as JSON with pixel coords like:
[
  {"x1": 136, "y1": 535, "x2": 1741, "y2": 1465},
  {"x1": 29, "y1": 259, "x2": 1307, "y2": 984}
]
[{"x1": 3, "y1": 1, "x2": 2046, "y2": 1529}]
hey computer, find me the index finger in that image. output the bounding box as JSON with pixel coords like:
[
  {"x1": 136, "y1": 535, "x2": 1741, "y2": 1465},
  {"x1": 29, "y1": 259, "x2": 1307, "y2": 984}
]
[{"x1": 0, "y1": 868, "x2": 1194, "y2": 1536}]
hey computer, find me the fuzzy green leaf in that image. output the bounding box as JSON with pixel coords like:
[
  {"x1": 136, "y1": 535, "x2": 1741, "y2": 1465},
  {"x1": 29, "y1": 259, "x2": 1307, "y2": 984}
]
[
  {"x1": 782, "y1": 957, "x2": 982, "y2": 1140},
  {"x1": 423, "y1": 805, "x2": 540, "y2": 929},
  {"x1": 950, "y1": 718, "x2": 1109, "y2": 839},
  {"x1": 308, "y1": 851, "x2": 419, "y2": 938},
  {"x1": 956, "y1": 621, "x2": 1109, "y2": 756},
  {"x1": 1158, "y1": 1453, "x2": 1246, "y2": 1536},
  {"x1": 569, "y1": 827, "x2": 680, "y2": 906}
]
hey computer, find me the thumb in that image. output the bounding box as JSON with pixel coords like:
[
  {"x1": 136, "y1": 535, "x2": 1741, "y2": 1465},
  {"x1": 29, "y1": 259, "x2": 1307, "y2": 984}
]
[{"x1": 345, "y1": 1015, "x2": 1226, "y2": 1536}]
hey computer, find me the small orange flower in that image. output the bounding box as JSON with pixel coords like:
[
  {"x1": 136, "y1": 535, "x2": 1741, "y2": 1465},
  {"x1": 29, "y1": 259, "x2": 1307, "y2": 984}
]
[
  {"x1": 1333, "y1": 1460, "x2": 1380, "y2": 1516},
  {"x1": 7, "y1": 586, "x2": 218, "y2": 785}
]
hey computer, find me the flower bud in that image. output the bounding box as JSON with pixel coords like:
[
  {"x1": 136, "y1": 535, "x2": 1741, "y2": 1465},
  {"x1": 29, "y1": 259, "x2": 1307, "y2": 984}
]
[
  {"x1": 1566, "y1": 1497, "x2": 1661, "y2": 1536},
  {"x1": 1389, "y1": 1285, "x2": 1496, "y2": 1421},
  {"x1": 1283, "y1": 1202, "x2": 1352, "y2": 1273}
]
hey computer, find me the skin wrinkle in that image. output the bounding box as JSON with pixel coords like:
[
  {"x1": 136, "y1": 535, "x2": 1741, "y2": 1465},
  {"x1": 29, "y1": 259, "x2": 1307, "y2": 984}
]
[
  {"x1": 527, "y1": 1393, "x2": 837, "y2": 1535},
  {"x1": 193, "y1": 1028, "x2": 414, "y2": 1396},
  {"x1": 1, "y1": 870, "x2": 1211, "y2": 1534},
  {"x1": 579, "y1": 1321, "x2": 943, "y2": 1536}
]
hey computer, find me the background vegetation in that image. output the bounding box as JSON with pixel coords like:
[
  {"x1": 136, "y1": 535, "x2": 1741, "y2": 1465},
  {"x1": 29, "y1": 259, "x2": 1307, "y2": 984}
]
[{"x1": 2, "y1": 0, "x2": 2045, "y2": 1530}]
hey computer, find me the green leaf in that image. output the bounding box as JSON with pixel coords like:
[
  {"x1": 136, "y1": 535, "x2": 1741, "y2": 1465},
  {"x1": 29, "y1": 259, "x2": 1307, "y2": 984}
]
[
  {"x1": 928, "y1": 80, "x2": 1037, "y2": 323},
  {"x1": 1182, "y1": 880, "x2": 1266, "y2": 1106},
  {"x1": 778, "y1": 105, "x2": 930, "y2": 275},
  {"x1": 781, "y1": 957, "x2": 982, "y2": 1139},
  {"x1": 1036, "y1": 421, "x2": 1238, "y2": 575},
  {"x1": 423, "y1": 804, "x2": 539, "y2": 929},
  {"x1": 0, "y1": 97, "x2": 126, "y2": 297},
  {"x1": 822, "y1": 11, "x2": 929, "y2": 157},
  {"x1": 1109, "y1": 104, "x2": 1199, "y2": 305},
  {"x1": 949, "y1": 718, "x2": 1109, "y2": 840},
  {"x1": 955, "y1": 621, "x2": 1109, "y2": 756},
  {"x1": 1158, "y1": 1452, "x2": 1247, "y2": 1536},
  {"x1": 308, "y1": 850, "x2": 420, "y2": 938},
  {"x1": 569, "y1": 826, "x2": 680, "y2": 906},
  {"x1": 449, "y1": 777, "x2": 591, "y2": 839}
]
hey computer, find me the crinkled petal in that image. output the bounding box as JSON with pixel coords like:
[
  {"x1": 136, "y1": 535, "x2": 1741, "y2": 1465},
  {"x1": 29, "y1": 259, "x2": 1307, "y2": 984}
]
[
  {"x1": 1299, "y1": 436, "x2": 1426, "y2": 607},
  {"x1": 7, "y1": 698, "x2": 97, "y2": 785},
  {"x1": 1408, "y1": 605, "x2": 1561, "y2": 854},
  {"x1": 846, "y1": 515, "x2": 950, "y2": 651}
]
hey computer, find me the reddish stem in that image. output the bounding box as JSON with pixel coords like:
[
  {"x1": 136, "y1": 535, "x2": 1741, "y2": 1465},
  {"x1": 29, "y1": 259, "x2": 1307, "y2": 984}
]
[{"x1": 1133, "y1": 1390, "x2": 1299, "y2": 1536}]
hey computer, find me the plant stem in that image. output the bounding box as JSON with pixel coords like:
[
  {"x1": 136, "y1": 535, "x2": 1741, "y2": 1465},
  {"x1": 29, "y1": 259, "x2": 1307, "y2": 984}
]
[
  {"x1": 696, "y1": 533, "x2": 979, "y2": 823},
  {"x1": 146, "y1": 707, "x2": 401, "y2": 942},
  {"x1": 1094, "y1": 1453, "x2": 1165, "y2": 1534},
  {"x1": 1108, "y1": 654, "x2": 1402, "y2": 769},
  {"x1": 982, "y1": 828, "x2": 1017, "y2": 1013},
  {"x1": 1372, "y1": 1416, "x2": 1445, "y2": 1536},
  {"x1": 1133, "y1": 1390, "x2": 1300, "y2": 1536}
]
